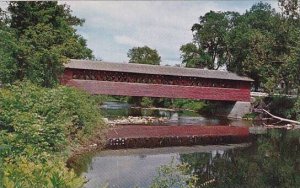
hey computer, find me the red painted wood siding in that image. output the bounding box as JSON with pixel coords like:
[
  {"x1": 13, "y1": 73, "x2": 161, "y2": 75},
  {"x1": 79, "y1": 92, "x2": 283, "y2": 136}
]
[{"x1": 66, "y1": 79, "x2": 251, "y2": 102}]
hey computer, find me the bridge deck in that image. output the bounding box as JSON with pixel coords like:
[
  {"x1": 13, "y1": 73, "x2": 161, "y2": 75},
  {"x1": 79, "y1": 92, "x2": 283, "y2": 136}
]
[{"x1": 106, "y1": 125, "x2": 249, "y2": 149}]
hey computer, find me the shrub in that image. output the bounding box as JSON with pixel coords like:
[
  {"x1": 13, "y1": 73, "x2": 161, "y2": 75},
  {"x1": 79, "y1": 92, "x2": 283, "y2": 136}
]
[
  {"x1": 141, "y1": 97, "x2": 154, "y2": 107},
  {"x1": 1, "y1": 155, "x2": 84, "y2": 188},
  {"x1": 293, "y1": 97, "x2": 300, "y2": 121},
  {"x1": 172, "y1": 99, "x2": 207, "y2": 112},
  {"x1": 267, "y1": 96, "x2": 296, "y2": 119},
  {"x1": 0, "y1": 81, "x2": 105, "y2": 157},
  {"x1": 0, "y1": 81, "x2": 106, "y2": 187}
]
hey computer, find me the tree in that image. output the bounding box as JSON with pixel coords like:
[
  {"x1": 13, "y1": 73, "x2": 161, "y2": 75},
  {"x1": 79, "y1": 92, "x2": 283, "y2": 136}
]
[
  {"x1": 180, "y1": 11, "x2": 239, "y2": 70},
  {"x1": 277, "y1": 0, "x2": 300, "y2": 94},
  {"x1": 127, "y1": 46, "x2": 161, "y2": 107},
  {"x1": 0, "y1": 2, "x2": 93, "y2": 87},
  {"x1": 227, "y1": 3, "x2": 283, "y2": 91},
  {"x1": 181, "y1": 2, "x2": 300, "y2": 94},
  {"x1": 279, "y1": 0, "x2": 300, "y2": 20},
  {"x1": 180, "y1": 43, "x2": 209, "y2": 68},
  {"x1": 127, "y1": 46, "x2": 161, "y2": 65},
  {"x1": 226, "y1": 2, "x2": 300, "y2": 93},
  {"x1": 0, "y1": 11, "x2": 18, "y2": 84}
]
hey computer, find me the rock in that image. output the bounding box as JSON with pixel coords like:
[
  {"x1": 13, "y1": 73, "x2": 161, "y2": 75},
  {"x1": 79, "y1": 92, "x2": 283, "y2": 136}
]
[
  {"x1": 170, "y1": 113, "x2": 179, "y2": 121},
  {"x1": 102, "y1": 118, "x2": 109, "y2": 123},
  {"x1": 89, "y1": 143, "x2": 97, "y2": 147}
]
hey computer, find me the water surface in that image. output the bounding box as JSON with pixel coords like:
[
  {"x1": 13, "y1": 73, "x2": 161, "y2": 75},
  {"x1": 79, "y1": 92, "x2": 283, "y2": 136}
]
[{"x1": 75, "y1": 102, "x2": 300, "y2": 187}]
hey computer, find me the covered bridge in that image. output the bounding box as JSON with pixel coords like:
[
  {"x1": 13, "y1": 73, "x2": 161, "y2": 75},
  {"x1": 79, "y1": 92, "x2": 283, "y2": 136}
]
[{"x1": 61, "y1": 59, "x2": 253, "y2": 102}]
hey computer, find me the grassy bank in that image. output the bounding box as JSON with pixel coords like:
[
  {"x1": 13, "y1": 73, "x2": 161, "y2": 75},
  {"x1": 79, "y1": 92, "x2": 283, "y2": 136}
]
[{"x1": 0, "y1": 81, "x2": 107, "y2": 187}]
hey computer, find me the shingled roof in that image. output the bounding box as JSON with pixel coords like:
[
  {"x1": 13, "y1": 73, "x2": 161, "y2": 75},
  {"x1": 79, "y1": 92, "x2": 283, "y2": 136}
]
[{"x1": 65, "y1": 59, "x2": 253, "y2": 82}]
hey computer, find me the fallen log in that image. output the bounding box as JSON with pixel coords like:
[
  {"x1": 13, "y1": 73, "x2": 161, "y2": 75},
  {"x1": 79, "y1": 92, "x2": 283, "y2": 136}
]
[{"x1": 256, "y1": 109, "x2": 300, "y2": 125}]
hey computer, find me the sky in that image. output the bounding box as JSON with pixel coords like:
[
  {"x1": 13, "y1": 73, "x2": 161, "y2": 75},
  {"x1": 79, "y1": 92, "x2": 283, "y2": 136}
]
[{"x1": 1, "y1": 1, "x2": 279, "y2": 66}]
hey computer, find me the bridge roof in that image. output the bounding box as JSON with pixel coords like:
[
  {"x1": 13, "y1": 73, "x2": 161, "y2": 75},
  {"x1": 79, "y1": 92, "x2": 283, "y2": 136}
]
[{"x1": 66, "y1": 59, "x2": 253, "y2": 82}]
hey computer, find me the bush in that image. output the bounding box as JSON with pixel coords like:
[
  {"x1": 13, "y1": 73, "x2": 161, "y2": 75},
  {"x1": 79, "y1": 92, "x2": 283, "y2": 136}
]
[
  {"x1": 172, "y1": 99, "x2": 207, "y2": 112},
  {"x1": 141, "y1": 97, "x2": 154, "y2": 107},
  {"x1": 2, "y1": 155, "x2": 84, "y2": 188},
  {"x1": 0, "y1": 81, "x2": 106, "y2": 186},
  {"x1": 267, "y1": 96, "x2": 297, "y2": 119},
  {"x1": 0, "y1": 81, "x2": 105, "y2": 156},
  {"x1": 293, "y1": 97, "x2": 300, "y2": 121}
]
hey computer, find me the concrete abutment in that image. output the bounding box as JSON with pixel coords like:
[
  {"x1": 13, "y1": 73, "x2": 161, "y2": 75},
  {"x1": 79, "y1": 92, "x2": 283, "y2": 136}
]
[{"x1": 214, "y1": 101, "x2": 251, "y2": 119}]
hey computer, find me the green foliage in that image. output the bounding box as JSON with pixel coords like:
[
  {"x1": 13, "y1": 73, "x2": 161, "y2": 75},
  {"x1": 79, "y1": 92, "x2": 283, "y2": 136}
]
[
  {"x1": 92, "y1": 95, "x2": 125, "y2": 105},
  {"x1": 180, "y1": 43, "x2": 208, "y2": 69},
  {"x1": 150, "y1": 159, "x2": 198, "y2": 188},
  {"x1": 0, "y1": 26, "x2": 18, "y2": 84},
  {"x1": 181, "y1": 11, "x2": 238, "y2": 69},
  {"x1": 182, "y1": 2, "x2": 300, "y2": 94},
  {"x1": 0, "y1": 81, "x2": 105, "y2": 158},
  {"x1": 292, "y1": 97, "x2": 300, "y2": 121},
  {"x1": 242, "y1": 113, "x2": 257, "y2": 120},
  {"x1": 141, "y1": 97, "x2": 154, "y2": 107},
  {"x1": 0, "y1": 2, "x2": 93, "y2": 87},
  {"x1": 1, "y1": 155, "x2": 84, "y2": 188},
  {"x1": 171, "y1": 99, "x2": 206, "y2": 112},
  {"x1": 128, "y1": 46, "x2": 161, "y2": 65},
  {"x1": 267, "y1": 96, "x2": 297, "y2": 119},
  {"x1": 181, "y1": 101, "x2": 206, "y2": 112},
  {"x1": 279, "y1": 0, "x2": 300, "y2": 20},
  {"x1": 0, "y1": 81, "x2": 105, "y2": 187}
]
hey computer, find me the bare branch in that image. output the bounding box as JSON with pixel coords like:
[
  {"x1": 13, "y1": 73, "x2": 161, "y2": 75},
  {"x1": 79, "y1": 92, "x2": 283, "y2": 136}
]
[{"x1": 259, "y1": 109, "x2": 300, "y2": 125}]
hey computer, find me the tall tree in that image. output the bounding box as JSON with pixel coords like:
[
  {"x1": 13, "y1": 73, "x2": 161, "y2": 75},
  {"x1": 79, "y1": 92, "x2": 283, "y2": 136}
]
[
  {"x1": 181, "y1": 2, "x2": 300, "y2": 93},
  {"x1": 226, "y1": 3, "x2": 280, "y2": 91},
  {"x1": 277, "y1": 0, "x2": 300, "y2": 94},
  {"x1": 0, "y1": 2, "x2": 93, "y2": 87},
  {"x1": 181, "y1": 11, "x2": 239, "y2": 70},
  {"x1": 127, "y1": 46, "x2": 161, "y2": 65}
]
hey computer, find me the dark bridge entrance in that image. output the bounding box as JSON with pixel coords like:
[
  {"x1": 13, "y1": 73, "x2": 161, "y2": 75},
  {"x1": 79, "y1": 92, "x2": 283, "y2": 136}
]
[{"x1": 61, "y1": 59, "x2": 253, "y2": 102}]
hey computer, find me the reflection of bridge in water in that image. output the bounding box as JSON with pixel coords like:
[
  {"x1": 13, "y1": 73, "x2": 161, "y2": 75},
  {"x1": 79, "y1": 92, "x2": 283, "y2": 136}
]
[{"x1": 105, "y1": 125, "x2": 249, "y2": 149}]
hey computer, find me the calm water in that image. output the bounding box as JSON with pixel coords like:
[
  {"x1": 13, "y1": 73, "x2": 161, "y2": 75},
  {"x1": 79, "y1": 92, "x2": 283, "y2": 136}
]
[{"x1": 72, "y1": 102, "x2": 300, "y2": 188}]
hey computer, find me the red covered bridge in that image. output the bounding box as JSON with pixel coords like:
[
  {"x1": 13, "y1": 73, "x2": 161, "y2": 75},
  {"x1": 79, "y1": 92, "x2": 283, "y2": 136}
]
[{"x1": 61, "y1": 59, "x2": 253, "y2": 102}]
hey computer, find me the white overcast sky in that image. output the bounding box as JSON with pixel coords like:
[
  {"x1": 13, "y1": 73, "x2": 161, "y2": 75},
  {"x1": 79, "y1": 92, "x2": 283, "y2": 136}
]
[{"x1": 1, "y1": 1, "x2": 278, "y2": 65}]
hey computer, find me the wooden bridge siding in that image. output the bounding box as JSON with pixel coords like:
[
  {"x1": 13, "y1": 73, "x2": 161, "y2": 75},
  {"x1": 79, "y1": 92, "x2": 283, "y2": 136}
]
[
  {"x1": 66, "y1": 79, "x2": 251, "y2": 102},
  {"x1": 66, "y1": 69, "x2": 244, "y2": 89}
]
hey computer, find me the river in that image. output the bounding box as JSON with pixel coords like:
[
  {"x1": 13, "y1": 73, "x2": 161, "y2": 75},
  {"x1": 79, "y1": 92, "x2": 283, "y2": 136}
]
[{"x1": 73, "y1": 102, "x2": 300, "y2": 188}]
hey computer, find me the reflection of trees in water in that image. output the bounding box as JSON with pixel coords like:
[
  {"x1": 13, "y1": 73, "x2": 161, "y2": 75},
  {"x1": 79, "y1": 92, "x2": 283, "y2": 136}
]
[
  {"x1": 67, "y1": 152, "x2": 94, "y2": 175},
  {"x1": 180, "y1": 130, "x2": 300, "y2": 187}
]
